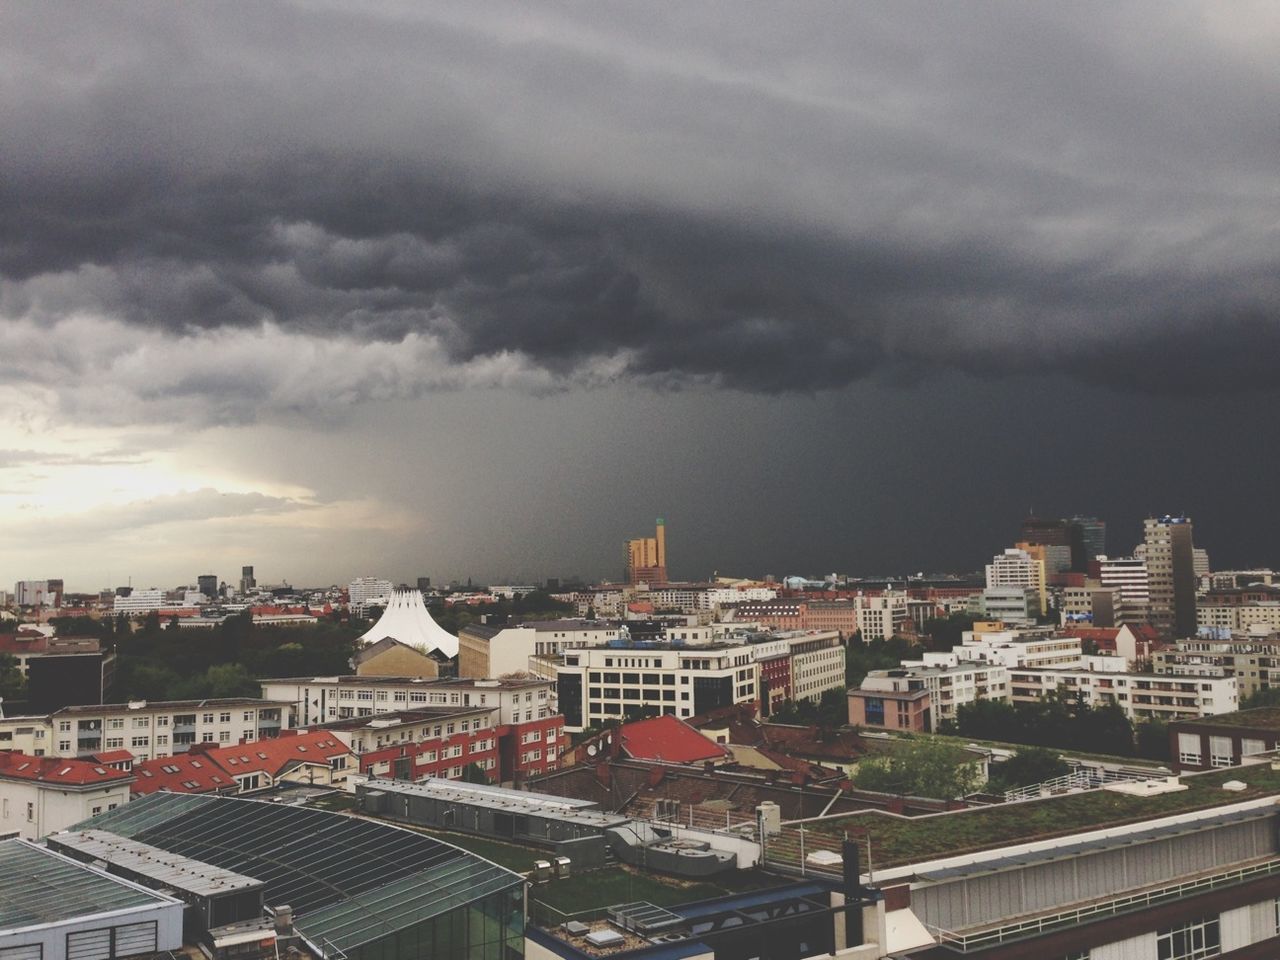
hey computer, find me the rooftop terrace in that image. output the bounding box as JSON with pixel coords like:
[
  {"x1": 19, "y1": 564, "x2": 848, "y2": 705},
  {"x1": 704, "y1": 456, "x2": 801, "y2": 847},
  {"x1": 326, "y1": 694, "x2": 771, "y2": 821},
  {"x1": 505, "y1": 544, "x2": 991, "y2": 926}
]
[{"x1": 1176, "y1": 707, "x2": 1280, "y2": 729}]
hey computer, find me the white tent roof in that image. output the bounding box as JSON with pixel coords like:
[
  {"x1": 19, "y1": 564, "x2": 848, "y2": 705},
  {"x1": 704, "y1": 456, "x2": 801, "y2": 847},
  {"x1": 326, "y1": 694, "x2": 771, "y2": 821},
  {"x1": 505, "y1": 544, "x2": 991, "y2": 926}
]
[{"x1": 359, "y1": 589, "x2": 458, "y2": 658}]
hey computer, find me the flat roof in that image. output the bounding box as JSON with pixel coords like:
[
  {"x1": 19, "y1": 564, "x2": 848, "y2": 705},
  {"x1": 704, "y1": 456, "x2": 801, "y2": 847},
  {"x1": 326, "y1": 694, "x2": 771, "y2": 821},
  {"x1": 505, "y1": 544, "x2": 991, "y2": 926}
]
[
  {"x1": 0, "y1": 838, "x2": 175, "y2": 930},
  {"x1": 365, "y1": 777, "x2": 628, "y2": 827},
  {"x1": 56, "y1": 698, "x2": 290, "y2": 714},
  {"x1": 1175, "y1": 707, "x2": 1280, "y2": 730},
  {"x1": 263, "y1": 675, "x2": 550, "y2": 688},
  {"x1": 48, "y1": 829, "x2": 263, "y2": 898}
]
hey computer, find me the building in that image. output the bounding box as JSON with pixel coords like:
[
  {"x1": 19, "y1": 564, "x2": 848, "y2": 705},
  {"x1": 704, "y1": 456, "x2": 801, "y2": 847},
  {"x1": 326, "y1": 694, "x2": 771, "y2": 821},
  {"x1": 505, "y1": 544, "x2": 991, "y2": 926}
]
[
  {"x1": 1097, "y1": 555, "x2": 1152, "y2": 624},
  {"x1": 259, "y1": 675, "x2": 556, "y2": 728},
  {"x1": 857, "y1": 662, "x2": 1009, "y2": 729},
  {"x1": 0, "y1": 750, "x2": 134, "y2": 839},
  {"x1": 0, "y1": 839, "x2": 184, "y2": 960},
  {"x1": 856, "y1": 592, "x2": 909, "y2": 640},
  {"x1": 986, "y1": 548, "x2": 1047, "y2": 615},
  {"x1": 351, "y1": 636, "x2": 445, "y2": 678},
  {"x1": 1144, "y1": 515, "x2": 1198, "y2": 637},
  {"x1": 132, "y1": 729, "x2": 354, "y2": 795},
  {"x1": 1008, "y1": 664, "x2": 1237, "y2": 722},
  {"x1": 1169, "y1": 708, "x2": 1280, "y2": 772},
  {"x1": 0, "y1": 698, "x2": 294, "y2": 761},
  {"x1": 14, "y1": 579, "x2": 63, "y2": 608},
  {"x1": 974, "y1": 585, "x2": 1039, "y2": 625},
  {"x1": 196, "y1": 573, "x2": 218, "y2": 599},
  {"x1": 70, "y1": 791, "x2": 527, "y2": 960},
  {"x1": 458, "y1": 619, "x2": 622, "y2": 679},
  {"x1": 0, "y1": 633, "x2": 114, "y2": 711},
  {"x1": 744, "y1": 631, "x2": 845, "y2": 709},
  {"x1": 357, "y1": 588, "x2": 458, "y2": 658},
  {"x1": 1018, "y1": 515, "x2": 1086, "y2": 571},
  {"x1": 1155, "y1": 631, "x2": 1280, "y2": 698},
  {"x1": 1072, "y1": 514, "x2": 1107, "y2": 560},
  {"x1": 111, "y1": 588, "x2": 165, "y2": 614},
  {"x1": 554, "y1": 641, "x2": 758, "y2": 732},
  {"x1": 347, "y1": 576, "x2": 393, "y2": 608},
  {"x1": 847, "y1": 679, "x2": 932, "y2": 732},
  {"x1": 625, "y1": 518, "x2": 668, "y2": 585}
]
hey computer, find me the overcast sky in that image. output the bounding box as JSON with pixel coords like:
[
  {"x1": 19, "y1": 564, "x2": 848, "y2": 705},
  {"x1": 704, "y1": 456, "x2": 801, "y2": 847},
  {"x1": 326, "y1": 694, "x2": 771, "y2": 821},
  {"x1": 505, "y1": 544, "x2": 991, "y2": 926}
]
[{"x1": 2, "y1": 2, "x2": 1278, "y2": 591}]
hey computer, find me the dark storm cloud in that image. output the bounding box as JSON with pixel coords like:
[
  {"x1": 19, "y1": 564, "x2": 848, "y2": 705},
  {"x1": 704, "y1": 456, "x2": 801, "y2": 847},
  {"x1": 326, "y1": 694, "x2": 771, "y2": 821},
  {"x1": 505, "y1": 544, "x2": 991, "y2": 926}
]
[{"x1": 2, "y1": 1, "x2": 1279, "y2": 411}]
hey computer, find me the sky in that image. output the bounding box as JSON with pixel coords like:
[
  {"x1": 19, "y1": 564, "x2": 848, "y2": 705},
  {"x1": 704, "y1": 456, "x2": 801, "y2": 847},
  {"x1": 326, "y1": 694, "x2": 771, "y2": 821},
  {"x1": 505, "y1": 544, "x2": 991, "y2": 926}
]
[{"x1": 2, "y1": 2, "x2": 1278, "y2": 592}]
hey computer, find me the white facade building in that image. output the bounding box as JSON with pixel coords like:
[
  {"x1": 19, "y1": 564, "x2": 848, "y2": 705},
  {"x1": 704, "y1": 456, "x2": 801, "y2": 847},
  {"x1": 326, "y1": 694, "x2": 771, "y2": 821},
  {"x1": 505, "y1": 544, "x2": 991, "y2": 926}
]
[
  {"x1": 259, "y1": 676, "x2": 555, "y2": 727},
  {"x1": 1099, "y1": 556, "x2": 1152, "y2": 624},
  {"x1": 986, "y1": 548, "x2": 1046, "y2": 615},
  {"x1": 1009, "y1": 666, "x2": 1237, "y2": 722},
  {"x1": 112, "y1": 588, "x2": 165, "y2": 614},
  {"x1": 554, "y1": 642, "x2": 757, "y2": 732},
  {"x1": 862, "y1": 661, "x2": 1010, "y2": 729},
  {"x1": 0, "y1": 756, "x2": 134, "y2": 840},
  {"x1": 348, "y1": 576, "x2": 394, "y2": 607},
  {"x1": 0, "y1": 699, "x2": 294, "y2": 761},
  {"x1": 856, "y1": 592, "x2": 909, "y2": 640}
]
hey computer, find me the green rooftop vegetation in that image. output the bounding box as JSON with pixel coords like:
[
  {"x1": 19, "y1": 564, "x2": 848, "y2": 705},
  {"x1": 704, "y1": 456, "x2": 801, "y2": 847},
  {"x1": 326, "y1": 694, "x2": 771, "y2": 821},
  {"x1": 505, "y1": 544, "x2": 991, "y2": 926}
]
[
  {"x1": 1181, "y1": 707, "x2": 1280, "y2": 729},
  {"x1": 531, "y1": 866, "x2": 790, "y2": 919},
  {"x1": 809, "y1": 763, "x2": 1280, "y2": 868}
]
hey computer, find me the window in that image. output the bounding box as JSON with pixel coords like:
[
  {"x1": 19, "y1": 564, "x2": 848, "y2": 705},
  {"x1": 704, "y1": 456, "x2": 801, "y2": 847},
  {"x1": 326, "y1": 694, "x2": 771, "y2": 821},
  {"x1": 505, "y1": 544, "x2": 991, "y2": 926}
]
[
  {"x1": 155, "y1": 735, "x2": 169, "y2": 746},
  {"x1": 203, "y1": 713, "x2": 215, "y2": 724},
  {"x1": 1209, "y1": 736, "x2": 1233, "y2": 768},
  {"x1": 202, "y1": 732, "x2": 215, "y2": 742},
  {"x1": 219, "y1": 712, "x2": 232, "y2": 723},
  {"x1": 1178, "y1": 732, "x2": 1202, "y2": 765},
  {"x1": 156, "y1": 716, "x2": 169, "y2": 727},
  {"x1": 107, "y1": 719, "x2": 124, "y2": 730},
  {"x1": 219, "y1": 731, "x2": 231, "y2": 743},
  {"x1": 59, "y1": 720, "x2": 71, "y2": 732},
  {"x1": 105, "y1": 737, "x2": 123, "y2": 749},
  {"x1": 133, "y1": 717, "x2": 149, "y2": 728},
  {"x1": 1157, "y1": 916, "x2": 1219, "y2": 960},
  {"x1": 243, "y1": 711, "x2": 255, "y2": 721},
  {"x1": 58, "y1": 740, "x2": 71, "y2": 752},
  {"x1": 131, "y1": 736, "x2": 149, "y2": 748}
]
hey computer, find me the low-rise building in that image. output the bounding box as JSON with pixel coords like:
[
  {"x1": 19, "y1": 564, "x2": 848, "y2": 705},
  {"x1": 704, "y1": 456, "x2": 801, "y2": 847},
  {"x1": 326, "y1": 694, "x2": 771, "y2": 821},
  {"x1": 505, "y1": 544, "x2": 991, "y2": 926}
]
[
  {"x1": 259, "y1": 675, "x2": 556, "y2": 726},
  {"x1": 858, "y1": 662, "x2": 1009, "y2": 730},
  {"x1": 1009, "y1": 664, "x2": 1237, "y2": 722},
  {"x1": 1169, "y1": 708, "x2": 1280, "y2": 772},
  {"x1": 0, "y1": 698, "x2": 294, "y2": 761},
  {"x1": 1154, "y1": 630, "x2": 1280, "y2": 699},
  {"x1": 131, "y1": 729, "x2": 353, "y2": 795},
  {"x1": 847, "y1": 679, "x2": 932, "y2": 732},
  {"x1": 457, "y1": 618, "x2": 621, "y2": 678},
  {"x1": 0, "y1": 750, "x2": 133, "y2": 839}
]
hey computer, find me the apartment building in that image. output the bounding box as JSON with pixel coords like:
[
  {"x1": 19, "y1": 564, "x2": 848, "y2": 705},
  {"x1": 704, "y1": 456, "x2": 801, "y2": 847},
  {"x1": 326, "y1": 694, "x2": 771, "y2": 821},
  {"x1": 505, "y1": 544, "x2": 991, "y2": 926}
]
[
  {"x1": 1143, "y1": 515, "x2": 1198, "y2": 636},
  {"x1": 986, "y1": 547, "x2": 1047, "y2": 615},
  {"x1": 259, "y1": 675, "x2": 555, "y2": 727},
  {"x1": 554, "y1": 642, "x2": 757, "y2": 732},
  {"x1": 858, "y1": 662, "x2": 1010, "y2": 730},
  {"x1": 0, "y1": 698, "x2": 293, "y2": 761},
  {"x1": 1154, "y1": 631, "x2": 1280, "y2": 698},
  {"x1": 1009, "y1": 665, "x2": 1237, "y2": 722},
  {"x1": 1097, "y1": 556, "x2": 1151, "y2": 624}
]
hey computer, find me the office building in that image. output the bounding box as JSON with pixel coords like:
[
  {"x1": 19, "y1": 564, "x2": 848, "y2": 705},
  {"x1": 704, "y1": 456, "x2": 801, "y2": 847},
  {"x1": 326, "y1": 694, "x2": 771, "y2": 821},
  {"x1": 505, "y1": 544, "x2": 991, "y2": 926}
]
[
  {"x1": 13, "y1": 580, "x2": 63, "y2": 608},
  {"x1": 1144, "y1": 515, "x2": 1198, "y2": 637},
  {"x1": 856, "y1": 592, "x2": 909, "y2": 640},
  {"x1": 238, "y1": 565, "x2": 255, "y2": 594},
  {"x1": 347, "y1": 576, "x2": 394, "y2": 608},
  {"x1": 111, "y1": 588, "x2": 165, "y2": 614},
  {"x1": 1072, "y1": 514, "x2": 1107, "y2": 560},
  {"x1": 458, "y1": 619, "x2": 621, "y2": 679},
  {"x1": 986, "y1": 548, "x2": 1046, "y2": 615},
  {"x1": 554, "y1": 641, "x2": 757, "y2": 732},
  {"x1": 196, "y1": 573, "x2": 218, "y2": 599},
  {"x1": 625, "y1": 518, "x2": 668, "y2": 585}
]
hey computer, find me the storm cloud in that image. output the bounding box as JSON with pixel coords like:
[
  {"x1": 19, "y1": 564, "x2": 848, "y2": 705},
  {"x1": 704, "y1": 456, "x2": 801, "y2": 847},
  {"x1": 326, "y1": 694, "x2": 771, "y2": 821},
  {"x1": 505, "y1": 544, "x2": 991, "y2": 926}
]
[{"x1": 3, "y1": 1, "x2": 1279, "y2": 424}]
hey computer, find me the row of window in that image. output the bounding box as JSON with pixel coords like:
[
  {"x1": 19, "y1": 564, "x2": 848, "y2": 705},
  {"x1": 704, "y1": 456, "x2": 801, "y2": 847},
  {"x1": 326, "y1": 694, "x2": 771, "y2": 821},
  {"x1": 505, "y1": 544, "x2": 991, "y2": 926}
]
[{"x1": 58, "y1": 711, "x2": 257, "y2": 733}]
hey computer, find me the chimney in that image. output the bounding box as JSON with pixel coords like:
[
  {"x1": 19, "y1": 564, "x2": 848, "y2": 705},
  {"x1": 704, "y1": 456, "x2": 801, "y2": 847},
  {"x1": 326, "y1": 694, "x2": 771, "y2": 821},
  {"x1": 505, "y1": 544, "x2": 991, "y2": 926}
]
[{"x1": 841, "y1": 840, "x2": 864, "y2": 946}]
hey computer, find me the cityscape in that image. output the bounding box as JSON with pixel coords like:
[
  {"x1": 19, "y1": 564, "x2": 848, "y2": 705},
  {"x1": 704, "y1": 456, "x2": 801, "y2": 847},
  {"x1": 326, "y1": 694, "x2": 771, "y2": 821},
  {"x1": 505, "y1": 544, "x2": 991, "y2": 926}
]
[{"x1": 4, "y1": 4, "x2": 1280, "y2": 960}]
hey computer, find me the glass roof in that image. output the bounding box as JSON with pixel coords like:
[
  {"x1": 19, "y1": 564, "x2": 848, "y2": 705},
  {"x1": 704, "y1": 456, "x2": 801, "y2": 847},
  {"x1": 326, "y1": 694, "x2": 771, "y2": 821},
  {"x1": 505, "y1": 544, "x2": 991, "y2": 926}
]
[
  {"x1": 0, "y1": 839, "x2": 170, "y2": 929},
  {"x1": 77, "y1": 792, "x2": 522, "y2": 954}
]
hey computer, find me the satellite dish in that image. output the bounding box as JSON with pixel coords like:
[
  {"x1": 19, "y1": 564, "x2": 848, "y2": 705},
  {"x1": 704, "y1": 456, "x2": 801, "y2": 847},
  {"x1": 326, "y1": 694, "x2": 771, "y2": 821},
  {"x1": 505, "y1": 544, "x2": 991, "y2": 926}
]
[{"x1": 586, "y1": 744, "x2": 598, "y2": 756}]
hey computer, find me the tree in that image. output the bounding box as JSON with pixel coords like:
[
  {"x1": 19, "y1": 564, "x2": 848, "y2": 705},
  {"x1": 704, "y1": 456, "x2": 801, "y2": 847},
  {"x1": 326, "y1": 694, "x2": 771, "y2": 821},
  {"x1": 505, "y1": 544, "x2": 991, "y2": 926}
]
[
  {"x1": 921, "y1": 613, "x2": 977, "y2": 652},
  {"x1": 0, "y1": 653, "x2": 26, "y2": 702},
  {"x1": 1241, "y1": 687, "x2": 1280, "y2": 710},
  {"x1": 852, "y1": 739, "x2": 983, "y2": 800},
  {"x1": 1135, "y1": 719, "x2": 1171, "y2": 762},
  {"x1": 986, "y1": 746, "x2": 1069, "y2": 793},
  {"x1": 460, "y1": 762, "x2": 489, "y2": 784}
]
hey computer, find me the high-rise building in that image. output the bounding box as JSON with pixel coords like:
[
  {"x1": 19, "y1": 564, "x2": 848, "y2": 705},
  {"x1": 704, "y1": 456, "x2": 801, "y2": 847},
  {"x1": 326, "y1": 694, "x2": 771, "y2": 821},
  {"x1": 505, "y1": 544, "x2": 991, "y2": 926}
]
[
  {"x1": 14, "y1": 580, "x2": 61, "y2": 608},
  {"x1": 416, "y1": 576, "x2": 431, "y2": 592},
  {"x1": 239, "y1": 565, "x2": 256, "y2": 594},
  {"x1": 1098, "y1": 556, "x2": 1151, "y2": 625},
  {"x1": 986, "y1": 548, "x2": 1047, "y2": 615},
  {"x1": 348, "y1": 577, "x2": 394, "y2": 608},
  {"x1": 196, "y1": 574, "x2": 218, "y2": 599},
  {"x1": 1072, "y1": 516, "x2": 1107, "y2": 561},
  {"x1": 625, "y1": 518, "x2": 668, "y2": 585},
  {"x1": 1019, "y1": 516, "x2": 1088, "y2": 571},
  {"x1": 1144, "y1": 516, "x2": 1197, "y2": 637}
]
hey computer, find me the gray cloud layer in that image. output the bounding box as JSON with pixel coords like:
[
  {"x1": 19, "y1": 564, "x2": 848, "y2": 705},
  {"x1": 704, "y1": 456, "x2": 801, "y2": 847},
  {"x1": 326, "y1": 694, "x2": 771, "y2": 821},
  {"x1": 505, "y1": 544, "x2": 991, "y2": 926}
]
[{"x1": 3, "y1": 2, "x2": 1279, "y2": 418}]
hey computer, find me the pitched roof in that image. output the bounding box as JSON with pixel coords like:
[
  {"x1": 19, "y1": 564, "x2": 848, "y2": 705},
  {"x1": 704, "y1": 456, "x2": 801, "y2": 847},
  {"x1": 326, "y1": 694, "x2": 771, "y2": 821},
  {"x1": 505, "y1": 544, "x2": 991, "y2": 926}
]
[
  {"x1": 618, "y1": 715, "x2": 730, "y2": 764},
  {"x1": 132, "y1": 731, "x2": 353, "y2": 795},
  {"x1": 132, "y1": 753, "x2": 237, "y2": 795},
  {"x1": 352, "y1": 635, "x2": 434, "y2": 666},
  {"x1": 0, "y1": 750, "x2": 134, "y2": 787}
]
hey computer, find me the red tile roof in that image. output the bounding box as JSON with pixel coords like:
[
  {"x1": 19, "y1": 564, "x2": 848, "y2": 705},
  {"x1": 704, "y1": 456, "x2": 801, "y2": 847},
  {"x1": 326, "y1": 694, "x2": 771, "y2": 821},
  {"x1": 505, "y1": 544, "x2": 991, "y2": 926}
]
[
  {"x1": 618, "y1": 715, "x2": 729, "y2": 764},
  {"x1": 132, "y1": 753, "x2": 236, "y2": 795},
  {"x1": 131, "y1": 731, "x2": 353, "y2": 795},
  {"x1": 0, "y1": 750, "x2": 133, "y2": 787},
  {"x1": 91, "y1": 750, "x2": 135, "y2": 765}
]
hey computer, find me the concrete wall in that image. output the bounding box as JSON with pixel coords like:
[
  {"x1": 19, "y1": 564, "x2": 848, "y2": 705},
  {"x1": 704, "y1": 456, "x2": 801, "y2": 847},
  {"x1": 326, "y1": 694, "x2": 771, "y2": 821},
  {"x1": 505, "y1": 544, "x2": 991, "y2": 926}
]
[
  {"x1": 0, "y1": 901, "x2": 184, "y2": 960},
  {"x1": 0, "y1": 781, "x2": 131, "y2": 841}
]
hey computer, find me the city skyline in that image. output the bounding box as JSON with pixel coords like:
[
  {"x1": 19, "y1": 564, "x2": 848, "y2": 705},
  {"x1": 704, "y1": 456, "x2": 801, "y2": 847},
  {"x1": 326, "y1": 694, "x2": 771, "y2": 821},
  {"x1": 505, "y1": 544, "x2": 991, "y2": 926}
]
[{"x1": 2, "y1": 5, "x2": 1278, "y2": 591}]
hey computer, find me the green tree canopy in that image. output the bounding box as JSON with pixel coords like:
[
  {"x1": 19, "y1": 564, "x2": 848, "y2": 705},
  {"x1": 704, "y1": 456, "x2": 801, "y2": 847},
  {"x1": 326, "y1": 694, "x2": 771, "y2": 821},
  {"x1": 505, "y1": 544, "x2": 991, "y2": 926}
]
[{"x1": 852, "y1": 739, "x2": 983, "y2": 800}]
